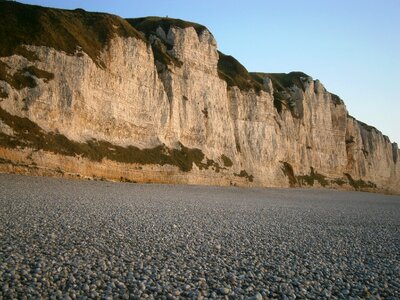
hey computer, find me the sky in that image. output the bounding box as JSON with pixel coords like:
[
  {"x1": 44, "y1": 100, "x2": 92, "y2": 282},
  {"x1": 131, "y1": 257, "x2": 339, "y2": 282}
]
[{"x1": 19, "y1": 0, "x2": 400, "y2": 144}]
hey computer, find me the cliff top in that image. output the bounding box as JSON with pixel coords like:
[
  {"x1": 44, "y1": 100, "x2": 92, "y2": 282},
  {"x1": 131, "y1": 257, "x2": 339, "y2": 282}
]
[
  {"x1": 0, "y1": 1, "x2": 315, "y2": 91},
  {"x1": 0, "y1": 1, "x2": 143, "y2": 67},
  {"x1": 217, "y1": 51, "x2": 265, "y2": 93},
  {"x1": 255, "y1": 72, "x2": 310, "y2": 92},
  {"x1": 216, "y1": 53, "x2": 312, "y2": 95},
  {"x1": 0, "y1": 2, "x2": 365, "y2": 118},
  {"x1": 126, "y1": 17, "x2": 209, "y2": 38}
]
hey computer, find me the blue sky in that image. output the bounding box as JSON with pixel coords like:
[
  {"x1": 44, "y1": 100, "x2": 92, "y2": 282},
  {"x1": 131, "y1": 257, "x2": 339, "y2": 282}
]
[{"x1": 20, "y1": 0, "x2": 400, "y2": 144}]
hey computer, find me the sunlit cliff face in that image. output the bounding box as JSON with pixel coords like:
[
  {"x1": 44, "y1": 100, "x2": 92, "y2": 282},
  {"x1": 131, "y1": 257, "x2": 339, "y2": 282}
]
[{"x1": 0, "y1": 2, "x2": 399, "y2": 193}]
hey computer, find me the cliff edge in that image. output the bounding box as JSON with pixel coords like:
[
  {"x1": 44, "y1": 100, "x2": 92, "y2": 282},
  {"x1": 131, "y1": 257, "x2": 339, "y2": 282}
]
[{"x1": 0, "y1": 2, "x2": 399, "y2": 194}]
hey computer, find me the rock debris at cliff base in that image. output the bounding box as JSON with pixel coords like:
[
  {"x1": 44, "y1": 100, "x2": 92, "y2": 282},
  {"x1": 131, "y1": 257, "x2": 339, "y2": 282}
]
[{"x1": 1, "y1": 174, "x2": 399, "y2": 299}]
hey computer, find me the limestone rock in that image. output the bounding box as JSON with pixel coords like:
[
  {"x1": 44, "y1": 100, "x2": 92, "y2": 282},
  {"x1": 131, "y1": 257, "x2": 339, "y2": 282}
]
[{"x1": 0, "y1": 2, "x2": 399, "y2": 194}]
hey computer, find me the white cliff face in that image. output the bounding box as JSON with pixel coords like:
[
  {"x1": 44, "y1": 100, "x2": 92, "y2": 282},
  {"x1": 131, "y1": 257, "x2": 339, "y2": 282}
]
[
  {"x1": 158, "y1": 27, "x2": 235, "y2": 156},
  {"x1": 345, "y1": 117, "x2": 400, "y2": 191},
  {"x1": 0, "y1": 25, "x2": 399, "y2": 194},
  {"x1": 1, "y1": 37, "x2": 169, "y2": 148}
]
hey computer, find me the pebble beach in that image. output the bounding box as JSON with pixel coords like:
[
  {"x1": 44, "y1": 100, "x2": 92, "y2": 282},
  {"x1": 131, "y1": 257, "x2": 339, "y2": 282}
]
[{"x1": 1, "y1": 174, "x2": 399, "y2": 299}]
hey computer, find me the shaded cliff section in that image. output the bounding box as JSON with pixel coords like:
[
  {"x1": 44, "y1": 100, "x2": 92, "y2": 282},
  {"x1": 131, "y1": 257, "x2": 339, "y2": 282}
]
[{"x1": 0, "y1": 1, "x2": 399, "y2": 193}]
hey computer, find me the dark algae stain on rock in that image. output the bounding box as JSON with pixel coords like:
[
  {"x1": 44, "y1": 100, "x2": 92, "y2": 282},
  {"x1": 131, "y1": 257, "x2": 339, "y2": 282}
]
[
  {"x1": 281, "y1": 162, "x2": 297, "y2": 187},
  {"x1": 297, "y1": 167, "x2": 329, "y2": 187},
  {"x1": 0, "y1": 61, "x2": 36, "y2": 90},
  {"x1": 221, "y1": 154, "x2": 233, "y2": 167},
  {"x1": 201, "y1": 107, "x2": 208, "y2": 118},
  {"x1": 14, "y1": 46, "x2": 40, "y2": 62},
  {"x1": 0, "y1": 107, "x2": 219, "y2": 172},
  {"x1": 0, "y1": 61, "x2": 53, "y2": 90},
  {"x1": 281, "y1": 163, "x2": 378, "y2": 191},
  {"x1": 0, "y1": 87, "x2": 8, "y2": 99},
  {"x1": 23, "y1": 66, "x2": 54, "y2": 83},
  {"x1": 392, "y1": 143, "x2": 398, "y2": 164},
  {"x1": 344, "y1": 173, "x2": 376, "y2": 191},
  {"x1": 234, "y1": 170, "x2": 254, "y2": 182}
]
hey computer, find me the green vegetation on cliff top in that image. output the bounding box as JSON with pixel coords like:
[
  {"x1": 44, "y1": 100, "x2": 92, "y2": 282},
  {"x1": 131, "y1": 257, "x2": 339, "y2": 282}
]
[
  {"x1": 126, "y1": 17, "x2": 208, "y2": 38},
  {"x1": 217, "y1": 51, "x2": 265, "y2": 93},
  {"x1": 0, "y1": 1, "x2": 143, "y2": 67},
  {"x1": 260, "y1": 72, "x2": 310, "y2": 92},
  {"x1": 254, "y1": 72, "x2": 309, "y2": 114},
  {"x1": 0, "y1": 1, "x2": 312, "y2": 93}
]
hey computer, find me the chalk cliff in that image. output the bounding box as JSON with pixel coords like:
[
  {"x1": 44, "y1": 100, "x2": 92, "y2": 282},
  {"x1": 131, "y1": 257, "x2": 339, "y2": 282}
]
[{"x1": 0, "y1": 2, "x2": 399, "y2": 193}]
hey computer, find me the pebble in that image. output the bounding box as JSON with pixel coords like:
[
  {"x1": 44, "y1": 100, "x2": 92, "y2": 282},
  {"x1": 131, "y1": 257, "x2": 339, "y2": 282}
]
[
  {"x1": 253, "y1": 292, "x2": 263, "y2": 300},
  {"x1": 219, "y1": 287, "x2": 230, "y2": 295}
]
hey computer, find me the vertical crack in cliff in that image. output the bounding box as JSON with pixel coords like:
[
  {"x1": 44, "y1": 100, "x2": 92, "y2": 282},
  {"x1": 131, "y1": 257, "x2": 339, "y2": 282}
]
[
  {"x1": 126, "y1": 18, "x2": 189, "y2": 74},
  {"x1": 226, "y1": 90, "x2": 241, "y2": 152},
  {"x1": 125, "y1": 19, "x2": 186, "y2": 108}
]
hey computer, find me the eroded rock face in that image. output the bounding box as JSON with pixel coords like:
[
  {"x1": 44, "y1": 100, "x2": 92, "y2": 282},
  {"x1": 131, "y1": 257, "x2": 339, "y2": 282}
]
[{"x1": 0, "y1": 3, "x2": 399, "y2": 193}]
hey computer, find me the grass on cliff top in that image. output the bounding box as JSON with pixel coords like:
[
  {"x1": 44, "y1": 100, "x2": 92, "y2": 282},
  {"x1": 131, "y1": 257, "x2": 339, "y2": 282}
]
[
  {"x1": 216, "y1": 57, "x2": 311, "y2": 95},
  {"x1": 0, "y1": 1, "x2": 144, "y2": 67},
  {"x1": 126, "y1": 17, "x2": 208, "y2": 38},
  {"x1": 260, "y1": 72, "x2": 310, "y2": 92},
  {"x1": 149, "y1": 38, "x2": 183, "y2": 70},
  {"x1": 126, "y1": 17, "x2": 206, "y2": 71},
  {"x1": 357, "y1": 120, "x2": 377, "y2": 133},
  {"x1": 0, "y1": 106, "x2": 222, "y2": 172},
  {"x1": 250, "y1": 72, "x2": 309, "y2": 114},
  {"x1": 330, "y1": 93, "x2": 343, "y2": 105},
  {"x1": 217, "y1": 51, "x2": 265, "y2": 93}
]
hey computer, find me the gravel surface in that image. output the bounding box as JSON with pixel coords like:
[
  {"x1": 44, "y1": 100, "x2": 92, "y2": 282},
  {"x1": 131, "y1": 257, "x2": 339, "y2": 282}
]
[{"x1": 1, "y1": 174, "x2": 399, "y2": 299}]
